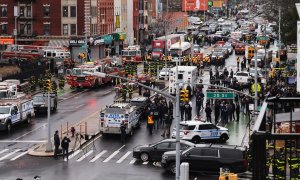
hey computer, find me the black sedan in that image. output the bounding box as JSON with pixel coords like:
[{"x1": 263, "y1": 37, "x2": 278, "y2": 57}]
[{"x1": 133, "y1": 139, "x2": 194, "y2": 162}]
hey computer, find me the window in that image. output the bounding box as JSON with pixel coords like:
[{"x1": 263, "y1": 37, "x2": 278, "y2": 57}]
[
  {"x1": 91, "y1": 24, "x2": 97, "y2": 35},
  {"x1": 199, "y1": 125, "x2": 212, "y2": 130},
  {"x1": 20, "y1": 23, "x2": 32, "y2": 35},
  {"x1": 200, "y1": 149, "x2": 218, "y2": 157},
  {"x1": 63, "y1": 24, "x2": 68, "y2": 35},
  {"x1": 188, "y1": 148, "x2": 202, "y2": 156},
  {"x1": 44, "y1": 6, "x2": 50, "y2": 17},
  {"x1": 1, "y1": 24, "x2": 7, "y2": 34},
  {"x1": 180, "y1": 125, "x2": 195, "y2": 130},
  {"x1": 156, "y1": 142, "x2": 169, "y2": 149},
  {"x1": 70, "y1": 6, "x2": 76, "y2": 17},
  {"x1": 44, "y1": 24, "x2": 50, "y2": 35},
  {"x1": 70, "y1": 24, "x2": 76, "y2": 35},
  {"x1": 0, "y1": 6, "x2": 7, "y2": 17},
  {"x1": 91, "y1": 6, "x2": 97, "y2": 17},
  {"x1": 63, "y1": 6, "x2": 68, "y2": 17}
]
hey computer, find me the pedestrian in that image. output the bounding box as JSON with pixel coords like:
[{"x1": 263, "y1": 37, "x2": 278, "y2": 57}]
[
  {"x1": 236, "y1": 102, "x2": 240, "y2": 121},
  {"x1": 54, "y1": 130, "x2": 60, "y2": 160},
  {"x1": 214, "y1": 100, "x2": 221, "y2": 124},
  {"x1": 161, "y1": 113, "x2": 173, "y2": 138},
  {"x1": 120, "y1": 121, "x2": 126, "y2": 144},
  {"x1": 147, "y1": 113, "x2": 154, "y2": 135},
  {"x1": 168, "y1": 100, "x2": 173, "y2": 115},
  {"x1": 61, "y1": 135, "x2": 71, "y2": 161},
  {"x1": 231, "y1": 102, "x2": 236, "y2": 121},
  {"x1": 205, "y1": 104, "x2": 212, "y2": 122},
  {"x1": 180, "y1": 101, "x2": 185, "y2": 121}
]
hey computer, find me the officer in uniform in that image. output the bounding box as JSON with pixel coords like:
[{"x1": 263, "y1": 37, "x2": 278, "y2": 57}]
[
  {"x1": 121, "y1": 84, "x2": 128, "y2": 102},
  {"x1": 128, "y1": 85, "x2": 134, "y2": 99},
  {"x1": 29, "y1": 76, "x2": 37, "y2": 92},
  {"x1": 59, "y1": 76, "x2": 65, "y2": 90},
  {"x1": 52, "y1": 80, "x2": 58, "y2": 94}
]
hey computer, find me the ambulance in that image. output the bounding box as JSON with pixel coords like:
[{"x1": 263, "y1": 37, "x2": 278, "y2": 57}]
[
  {"x1": 99, "y1": 102, "x2": 141, "y2": 136},
  {"x1": 168, "y1": 66, "x2": 198, "y2": 96}
]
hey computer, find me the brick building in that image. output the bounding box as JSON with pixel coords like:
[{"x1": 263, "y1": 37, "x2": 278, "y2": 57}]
[{"x1": 97, "y1": 0, "x2": 114, "y2": 36}]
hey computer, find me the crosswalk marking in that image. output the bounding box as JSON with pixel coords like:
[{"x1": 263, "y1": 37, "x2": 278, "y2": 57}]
[
  {"x1": 76, "y1": 150, "x2": 93, "y2": 162},
  {"x1": 69, "y1": 150, "x2": 81, "y2": 160},
  {"x1": 103, "y1": 151, "x2": 119, "y2": 163},
  {"x1": 116, "y1": 151, "x2": 132, "y2": 163},
  {"x1": 89, "y1": 150, "x2": 107, "y2": 163},
  {"x1": 0, "y1": 149, "x2": 21, "y2": 161},
  {"x1": 10, "y1": 151, "x2": 28, "y2": 161},
  {"x1": 129, "y1": 158, "x2": 137, "y2": 164},
  {"x1": 142, "y1": 161, "x2": 148, "y2": 165},
  {"x1": 0, "y1": 149, "x2": 9, "y2": 156}
]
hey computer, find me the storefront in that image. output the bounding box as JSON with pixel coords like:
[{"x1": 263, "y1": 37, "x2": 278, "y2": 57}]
[{"x1": 0, "y1": 38, "x2": 14, "y2": 51}]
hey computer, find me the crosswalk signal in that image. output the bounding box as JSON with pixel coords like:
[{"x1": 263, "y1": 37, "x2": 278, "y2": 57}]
[
  {"x1": 180, "y1": 89, "x2": 189, "y2": 102},
  {"x1": 45, "y1": 79, "x2": 52, "y2": 92}
]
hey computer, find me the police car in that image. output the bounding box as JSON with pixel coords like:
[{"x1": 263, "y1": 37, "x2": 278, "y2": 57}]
[{"x1": 171, "y1": 120, "x2": 229, "y2": 143}]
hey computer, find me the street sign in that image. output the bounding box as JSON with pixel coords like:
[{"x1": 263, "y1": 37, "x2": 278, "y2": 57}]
[
  {"x1": 208, "y1": 1, "x2": 213, "y2": 7},
  {"x1": 207, "y1": 92, "x2": 234, "y2": 99}
]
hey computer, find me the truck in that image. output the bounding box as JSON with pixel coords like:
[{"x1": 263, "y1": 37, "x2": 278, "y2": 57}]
[
  {"x1": 99, "y1": 101, "x2": 142, "y2": 136},
  {"x1": 169, "y1": 66, "x2": 198, "y2": 95},
  {"x1": 66, "y1": 58, "x2": 123, "y2": 88},
  {"x1": 0, "y1": 88, "x2": 35, "y2": 132},
  {"x1": 32, "y1": 93, "x2": 58, "y2": 114},
  {"x1": 151, "y1": 34, "x2": 185, "y2": 60},
  {"x1": 121, "y1": 45, "x2": 142, "y2": 63},
  {"x1": 235, "y1": 43, "x2": 246, "y2": 55}
]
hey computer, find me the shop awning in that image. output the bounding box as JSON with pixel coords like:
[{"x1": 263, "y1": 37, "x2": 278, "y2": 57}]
[
  {"x1": 0, "y1": 38, "x2": 14, "y2": 45},
  {"x1": 48, "y1": 39, "x2": 69, "y2": 47}
]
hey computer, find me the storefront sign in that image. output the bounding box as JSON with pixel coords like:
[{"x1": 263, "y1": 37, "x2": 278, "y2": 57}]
[
  {"x1": 0, "y1": 38, "x2": 14, "y2": 45},
  {"x1": 69, "y1": 39, "x2": 85, "y2": 46}
]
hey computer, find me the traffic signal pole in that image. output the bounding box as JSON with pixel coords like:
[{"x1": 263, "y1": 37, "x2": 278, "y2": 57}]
[{"x1": 45, "y1": 90, "x2": 52, "y2": 152}]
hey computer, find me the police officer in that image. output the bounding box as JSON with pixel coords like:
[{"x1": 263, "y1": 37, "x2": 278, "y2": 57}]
[
  {"x1": 120, "y1": 121, "x2": 126, "y2": 144},
  {"x1": 59, "y1": 76, "x2": 65, "y2": 90},
  {"x1": 52, "y1": 80, "x2": 58, "y2": 94}
]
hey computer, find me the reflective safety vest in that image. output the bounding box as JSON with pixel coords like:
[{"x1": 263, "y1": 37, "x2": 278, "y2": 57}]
[
  {"x1": 148, "y1": 116, "x2": 154, "y2": 125},
  {"x1": 251, "y1": 84, "x2": 261, "y2": 93}
]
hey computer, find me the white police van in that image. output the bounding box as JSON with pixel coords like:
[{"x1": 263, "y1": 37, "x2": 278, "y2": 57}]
[{"x1": 171, "y1": 120, "x2": 229, "y2": 143}]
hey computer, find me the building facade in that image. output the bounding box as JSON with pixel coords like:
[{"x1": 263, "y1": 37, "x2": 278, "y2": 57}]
[{"x1": 97, "y1": 0, "x2": 114, "y2": 36}]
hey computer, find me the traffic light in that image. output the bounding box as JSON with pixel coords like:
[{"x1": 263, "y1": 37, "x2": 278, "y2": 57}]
[
  {"x1": 208, "y1": 1, "x2": 213, "y2": 7},
  {"x1": 180, "y1": 89, "x2": 189, "y2": 102},
  {"x1": 44, "y1": 79, "x2": 52, "y2": 92}
]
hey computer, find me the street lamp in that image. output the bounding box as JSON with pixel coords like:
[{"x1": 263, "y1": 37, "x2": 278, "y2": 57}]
[{"x1": 295, "y1": 3, "x2": 300, "y2": 92}]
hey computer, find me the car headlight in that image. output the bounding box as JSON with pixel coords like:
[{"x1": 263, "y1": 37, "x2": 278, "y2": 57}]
[{"x1": 162, "y1": 155, "x2": 168, "y2": 159}]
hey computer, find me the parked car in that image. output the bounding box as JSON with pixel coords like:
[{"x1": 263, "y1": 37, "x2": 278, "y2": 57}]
[
  {"x1": 223, "y1": 44, "x2": 233, "y2": 55},
  {"x1": 132, "y1": 139, "x2": 195, "y2": 162},
  {"x1": 171, "y1": 121, "x2": 229, "y2": 143},
  {"x1": 233, "y1": 71, "x2": 252, "y2": 84},
  {"x1": 161, "y1": 144, "x2": 248, "y2": 174}
]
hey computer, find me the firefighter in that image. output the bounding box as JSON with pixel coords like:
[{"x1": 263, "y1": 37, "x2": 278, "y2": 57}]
[
  {"x1": 274, "y1": 149, "x2": 286, "y2": 179},
  {"x1": 29, "y1": 76, "x2": 37, "y2": 92},
  {"x1": 121, "y1": 84, "x2": 128, "y2": 102},
  {"x1": 52, "y1": 80, "x2": 58, "y2": 94},
  {"x1": 58, "y1": 76, "x2": 65, "y2": 90},
  {"x1": 38, "y1": 76, "x2": 44, "y2": 89},
  {"x1": 128, "y1": 85, "x2": 134, "y2": 99},
  {"x1": 288, "y1": 156, "x2": 299, "y2": 179}
]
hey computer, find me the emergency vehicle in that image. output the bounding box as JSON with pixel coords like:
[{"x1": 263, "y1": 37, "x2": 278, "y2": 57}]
[
  {"x1": 122, "y1": 45, "x2": 142, "y2": 63},
  {"x1": 66, "y1": 59, "x2": 119, "y2": 88},
  {"x1": 235, "y1": 43, "x2": 246, "y2": 55},
  {"x1": 171, "y1": 120, "x2": 229, "y2": 143},
  {"x1": 0, "y1": 86, "x2": 34, "y2": 132},
  {"x1": 99, "y1": 102, "x2": 141, "y2": 136},
  {"x1": 169, "y1": 66, "x2": 198, "y2": 95}
]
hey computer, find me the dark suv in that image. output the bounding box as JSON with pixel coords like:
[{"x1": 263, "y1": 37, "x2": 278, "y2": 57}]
[{"x1": 161, "y1": 144, "x2": 248, "y2": 174}]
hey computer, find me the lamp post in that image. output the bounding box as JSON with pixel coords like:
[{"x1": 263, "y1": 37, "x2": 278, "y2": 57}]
[
  {"x1": 14, "y1": 6, "x2": 19, "y2": 53},
  {"x1": 164, "y1": 0, "x2": 169, "y2": 81},
  {"x1": 295, "y1": 3, "x2": 300, "y2": 92}
]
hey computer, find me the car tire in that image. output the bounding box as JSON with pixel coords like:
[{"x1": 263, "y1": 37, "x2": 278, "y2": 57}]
[
  {"x1": 222, "y1": 166, "x2": 232, "y2": 173},
  {"x1": 6, "y1": 121, "x2": 12, "y2": 132},
  {"x1": 168, "y1": 162, "x2": 176, "y2": 174},
  {"x1": 220, "y1": 134, "x2": 229, "y2": 143},
  {"x1": 26, "y1": 115, "x2": 31, "y2": 124},
  {"x1": 140, "y1": 152, "x2": 149, "y2": 162},
  {"x1": 192, "y1": 136, "x2": 201, "y2": 144}
]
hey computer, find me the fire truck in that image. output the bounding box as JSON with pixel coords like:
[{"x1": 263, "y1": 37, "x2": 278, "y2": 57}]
[
  {"x1": 151, "y1": 34, "x2": 186, "y2": 60},
  {"x1": 66, "y1": 58, "x2": 121, "y2": 88},
  {"x1": 122, "y1": 45, "x2": 142, "y2": 63}
]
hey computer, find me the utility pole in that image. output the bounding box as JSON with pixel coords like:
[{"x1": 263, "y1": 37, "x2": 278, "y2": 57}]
[
  {"x1": 164, "y1": 0, "x2": 169, "y2": 81},
  {"x1": 175, "y1": 57, "x2": 180, "y2": 180},
  {"x1": 278, "y1": 6, "x2": 281, "y2": 51},
  {"x1": 254, "y1": 43, "x2": 258, "y2": 118},
  {"x1": 45, "y1": 81, "x2": 52, "y2": 152}
]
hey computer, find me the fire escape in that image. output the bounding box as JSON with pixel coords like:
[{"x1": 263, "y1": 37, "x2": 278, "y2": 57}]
[{"x1": 15, "y1": 0, "x2": 35, "y2": 40}]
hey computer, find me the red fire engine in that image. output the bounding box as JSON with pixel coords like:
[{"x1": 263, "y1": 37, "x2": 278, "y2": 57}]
[
  {"x1": 121, "y1": 45, "x2": 142, "y2": 63},
  {"x1": 65, "y1": 58, "x2": 122, "y2": 88}
]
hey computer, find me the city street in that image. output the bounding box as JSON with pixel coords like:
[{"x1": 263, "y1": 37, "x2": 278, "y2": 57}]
[{"x1": 0, "y1": 42, "x2": 256, "y2": 180}]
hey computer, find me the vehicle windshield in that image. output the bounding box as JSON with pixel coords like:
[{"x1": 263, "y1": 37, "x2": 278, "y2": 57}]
[
  {"x1": 0, "y1": 107, "x2": 10, "y2": 114},
  {"x1": 33, "y1": 96, "x2": 45, "y2": 103},
  {"x1": 72, "y1": 69, "x2": 94, "y2": 75},
  {"x1": 179, "y1": 124, "x2": 195, "y2": 130},
  {"x1": 152, "y1": 48, "x2": 163, "y2": 52},
  {"x1": 170, "y1": 49, "x2": 181, "y2": 57}
]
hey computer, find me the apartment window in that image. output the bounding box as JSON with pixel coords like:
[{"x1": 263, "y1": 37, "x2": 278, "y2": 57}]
[
  {"x1": 63, "y1": 6, "x2": 68, "y2": 17},
  {"x1": 44, "y1": 24, "x2": 50, "y2": 35},
  {"x1": 91, "y1": 24, "x2": 97, "y2": 35},
  {"x1": 44, "y1": 6, "x2": 50, "y2": 17},
  {"x1": 70, "y1": 6, "x2": 76, "y2": 17},
  {"x1": 20, "y1": 5, "x2": 32, "y2": 17},
  {"x1": 70, "y1": 24, "x2": 76, "y2": 35},
  {"x1": 1, "y1": 24, "x2": 7, "y2": 34},
  {"x1": 0, "y1": 6, "x2": 8, "y2": 17},
  {"x1": 91, "y1": 6, "x2": 97, "y2": 17},
  {"x1": 20, "y1": 23, "x2": 32, "y2": 35},
  {"x1": 63, "y1": 24, "x2": 68, "y2": 35}
]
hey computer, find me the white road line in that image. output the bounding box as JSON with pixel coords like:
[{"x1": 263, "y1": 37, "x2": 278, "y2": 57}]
[
  {"x1": 10, "y1": 151, "x2": 28, "y2": 161},
  {"x1": 0, "y1": 149, "x2": 21, "y2": 161},
  {"x1": 0, "y1": 140, "x2": 46, "y2": 143},
  {"x1": 69, "y1": 150, "x2": 81, "y2": 160},
  {"x1": 117, "y1": 145, "x2": 126, "y2": 151},
  {"x1": 76, "y1": 150, "x2": 93, "y2": 162},
  {"x1": 89, "y1": 150, "x2": 107, "y2": 163},
  {"x1": 103, "y1": 151, "x2": 119, "y2": 163},
  {"x1": 0, "y1": 149, "x2": 9, "y2": 155},
  {"x1": 116, "y1": 151, "x2": 132, "y2": 163},
  {"x1": 142, "y1": 161, "x2": 149, "y2": 165},
  {"x1": 129, "y1": 158, "x2": 137, "y2": 164},
  {"x1": 12, "y1": 124, "x2": 47, "y2": 141}
]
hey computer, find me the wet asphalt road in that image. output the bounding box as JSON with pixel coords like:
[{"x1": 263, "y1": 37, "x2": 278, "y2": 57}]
[{"x1": 0, "y1": 41, "x2": 264, "y2": 180}]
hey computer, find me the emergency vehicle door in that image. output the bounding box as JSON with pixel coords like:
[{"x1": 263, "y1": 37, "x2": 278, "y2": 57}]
[
  {"x1": 11, "y1": 106, "x2": 20, "y2": 123},
  {"x1": 198, "y1": 124, "x2": 213, "y2": 139}
]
